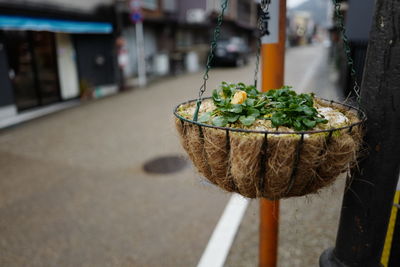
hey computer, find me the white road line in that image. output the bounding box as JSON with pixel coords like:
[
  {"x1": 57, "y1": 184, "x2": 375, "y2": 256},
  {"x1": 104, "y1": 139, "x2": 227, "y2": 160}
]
[{"x1": 197, "y1": 194, "x2": 249, "y2": 267}]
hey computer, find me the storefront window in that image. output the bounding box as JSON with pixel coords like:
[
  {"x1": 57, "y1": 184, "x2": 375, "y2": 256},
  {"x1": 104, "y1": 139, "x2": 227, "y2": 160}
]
[
  {"x1": 32, "y1": 32, "x2": 60, "y2": 105},
  {"x1": 4, "y1": 31, "x2": 60, "y2": 110},
  {"x1": 5, "y1": 31, "x2": 38, "y2": 110}
]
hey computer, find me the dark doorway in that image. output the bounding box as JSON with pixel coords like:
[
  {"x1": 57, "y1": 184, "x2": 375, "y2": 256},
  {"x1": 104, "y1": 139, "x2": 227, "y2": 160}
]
[
  {"x1": 4, "y1": 31, "x2": 61, "y2": 111},
  {"x1": 74, "y1": 34, "x2": 116, "y2": 87},
  {"x1": 31, "y1": 31, "x2": 61, "y2": 106}
]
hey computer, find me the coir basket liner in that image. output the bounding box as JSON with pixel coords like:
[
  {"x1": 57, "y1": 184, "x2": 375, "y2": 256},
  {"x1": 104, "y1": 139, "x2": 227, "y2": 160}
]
[{"x1": 174, "y1": 98, "x2": 365, "y2": 200}]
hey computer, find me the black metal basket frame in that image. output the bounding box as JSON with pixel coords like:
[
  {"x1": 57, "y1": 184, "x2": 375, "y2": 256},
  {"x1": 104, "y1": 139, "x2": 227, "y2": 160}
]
[{"x1": 174, "y1": 97, "x2": 366, "y2": 196}]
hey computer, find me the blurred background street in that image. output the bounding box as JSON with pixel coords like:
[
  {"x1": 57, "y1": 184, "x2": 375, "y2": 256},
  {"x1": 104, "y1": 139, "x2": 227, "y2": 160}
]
[
  {"x1": 1, "y1": 44, "x2": 343, "y2": 266},
  {"x1": 0, "y1": 0, "x2": 382, "y2": 266}
]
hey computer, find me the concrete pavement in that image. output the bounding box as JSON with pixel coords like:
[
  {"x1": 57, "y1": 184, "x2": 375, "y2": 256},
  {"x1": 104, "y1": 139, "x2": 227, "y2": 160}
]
[
  {"x1": 0, "y1": 58, "x2": 240, "y2": 266},
  {"x1": 0, "y1": 44, "x2": 344, "y2": 267}
]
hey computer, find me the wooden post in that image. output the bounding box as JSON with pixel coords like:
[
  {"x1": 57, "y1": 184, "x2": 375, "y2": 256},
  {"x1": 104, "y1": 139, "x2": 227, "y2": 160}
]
[
  {"x1": 259, "y1": 0, "x2": 286, "y2": 266},
  {"x1": 320, "y1": 0, "x2": 400, "y2": 266}
]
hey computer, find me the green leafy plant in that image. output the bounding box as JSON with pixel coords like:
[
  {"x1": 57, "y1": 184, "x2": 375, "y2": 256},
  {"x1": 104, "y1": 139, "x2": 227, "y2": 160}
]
[{"x1": 199, "y1": 82, "x2": 328, "y2": 131}]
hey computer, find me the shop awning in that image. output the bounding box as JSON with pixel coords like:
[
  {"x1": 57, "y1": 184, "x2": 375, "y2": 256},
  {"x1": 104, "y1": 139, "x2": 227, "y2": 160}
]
[{"x1": 0, "y1": 15, "x2": 112, "y2": 34}]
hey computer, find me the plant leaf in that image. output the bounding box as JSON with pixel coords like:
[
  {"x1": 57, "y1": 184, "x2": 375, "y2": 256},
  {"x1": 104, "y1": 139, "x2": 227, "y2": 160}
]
[
  {"x1": 271, "y1": 112, "x2": 285, "y2": 127},
  {"x1": 212, "y1": 116, "x2": 228, "y2": 127},
  {"x1": 198, "y1": 112, "x2": 211, "y2": 123},
  {"x1": 226, "y1": 114, "x2": 240, "y2": 123},
  {"x1": 247, "y1": 107, "x2": 260, "y2": 118},
  {"x1": 212, "y1": 90, "x2": 221, "y2": 103},
  {"x1": 293, "y1": 119, "x2": 302, "y2": 130},
  {"x1": 222, "y1": 83, "x2": 232, "y2": 98},
  {"x1": 245, "y1": 98, "x2": 256, "y2": 107},
  {"x1": 302, "y1": 118, "x2": 317, "y2": 128},
  {"x1": 239, "y1": 115, "x2": 256, "y2": 126},
  {"x1": 229, "y1": 104, "x2": 243, "y2": 113},
  {"x1": 210, "y1": 82, "x2": 329, "y2": 129}
]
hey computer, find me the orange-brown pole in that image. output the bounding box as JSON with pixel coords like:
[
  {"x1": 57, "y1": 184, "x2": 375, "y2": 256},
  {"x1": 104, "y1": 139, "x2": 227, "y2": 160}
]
[{"x1": 259, "y1": 1, "x2": 286, "y2": 267}]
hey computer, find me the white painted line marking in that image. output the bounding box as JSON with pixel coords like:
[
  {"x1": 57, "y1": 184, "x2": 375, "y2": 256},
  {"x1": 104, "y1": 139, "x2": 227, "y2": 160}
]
[{"x1": 197, "y1": 194, "x2": 249, "y2": 267}]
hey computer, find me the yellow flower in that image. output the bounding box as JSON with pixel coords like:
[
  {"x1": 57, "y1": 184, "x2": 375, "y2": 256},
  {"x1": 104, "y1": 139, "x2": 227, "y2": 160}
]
[
  {"x1": 231, "y1": 90, "x2": 247, "y2": 104},
  {"x1": 264, "y1": 114, "x2": 272, "y2": 118}
]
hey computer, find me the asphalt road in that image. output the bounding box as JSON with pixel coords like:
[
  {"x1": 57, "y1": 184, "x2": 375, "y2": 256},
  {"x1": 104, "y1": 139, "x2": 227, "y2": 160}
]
[{"x1": 0, "y1": 44, "x2": 343, "y2": 267}]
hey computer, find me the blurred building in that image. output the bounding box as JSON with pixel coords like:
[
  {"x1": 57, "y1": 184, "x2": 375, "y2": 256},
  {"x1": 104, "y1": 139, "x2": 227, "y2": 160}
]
[
  {"x1": 117, "y1": 0, "x2": 258, "y2": 80},
  {"x1": 0, "y1": 0, "x2": 258, "y2": 122},
  {"x1": 0, "y1": 0, "x2": 117, "y2": 120},
  {"x1": 287, "y1": 11, "x2": 316, "y2": 46}
]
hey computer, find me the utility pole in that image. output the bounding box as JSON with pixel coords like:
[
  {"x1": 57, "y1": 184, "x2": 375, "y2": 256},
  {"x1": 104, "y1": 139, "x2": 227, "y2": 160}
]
[
  {"x1": 259, "y1": 0, "x2": 286, "y2": 266},
  {"x1": 135, "y1": 21, "x2": 147, "y2": 87},
  {"x1": 130, "y1": 0, "x2": 147, "y2": 87},
  {"x1": 320, "y1": 0, "x2": 400, "y2": 266}
]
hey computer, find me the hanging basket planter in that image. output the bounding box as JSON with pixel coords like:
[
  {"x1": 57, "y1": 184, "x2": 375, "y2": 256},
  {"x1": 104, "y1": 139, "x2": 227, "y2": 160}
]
[
  {"x1": 174, "y1": 85, "x2": 365, "y2": 200},
  {"x1": 173, "y1": 0, "x2": 366, "y2": 200}
]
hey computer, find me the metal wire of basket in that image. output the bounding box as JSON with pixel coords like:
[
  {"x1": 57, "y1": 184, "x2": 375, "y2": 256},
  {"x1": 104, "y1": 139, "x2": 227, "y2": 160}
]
[{"x1": 174, "y1": 98, "x2": 366, "y2": 199}]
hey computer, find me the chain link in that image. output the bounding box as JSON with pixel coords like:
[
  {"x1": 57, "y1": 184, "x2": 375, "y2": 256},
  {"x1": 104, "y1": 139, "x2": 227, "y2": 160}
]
[
  {"x1": 198, "y1": 0, "x2": 229, "y2": 100},
  {"x1": 254, "y1": 0, "x2": 271, "y2": 88},
  {"x1": 194, "y1": 0, "x2": 229, "y2": 121},
  {"x1": 332, "y1": 0, "x2": 361, "y2": 104}
]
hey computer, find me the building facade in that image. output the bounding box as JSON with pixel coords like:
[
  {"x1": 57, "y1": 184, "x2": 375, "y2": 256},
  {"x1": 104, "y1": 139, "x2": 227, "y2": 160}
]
[
  {"x1": 0, "y1": 0, "x2": 118, "y2": 120},
  {"x1": 117, "y1": 0, "x2": 258, "y2": 79},
  {"x1": 0, "y1": 0, "x2": 259, "y2": 124}
]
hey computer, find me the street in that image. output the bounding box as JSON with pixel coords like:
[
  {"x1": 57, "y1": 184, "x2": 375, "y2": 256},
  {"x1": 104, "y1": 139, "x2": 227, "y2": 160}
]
[{"x1": 1, "y1": 44, "x2": 345, "y2": 267}]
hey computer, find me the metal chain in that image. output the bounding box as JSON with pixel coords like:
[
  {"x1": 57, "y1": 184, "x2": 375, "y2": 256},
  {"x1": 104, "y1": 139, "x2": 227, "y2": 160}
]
[
  {"x1": 194, "y1": 0, "x2": 229, "y2": 121},
  {"x1": 332, "y1": 0, "x2": 361, "y2": 104},
  {"x1": 198, "y1": 0, "x2": 229, "y2": 99},
  {"x1": 254, "y1": 0, "x2": 271, "y2": 88}
]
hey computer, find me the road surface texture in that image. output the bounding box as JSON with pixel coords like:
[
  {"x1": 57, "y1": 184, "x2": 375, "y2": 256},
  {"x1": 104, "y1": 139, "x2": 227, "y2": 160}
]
[{"x1": 0, "y1": 44, "x2": 344, "y2": 266}]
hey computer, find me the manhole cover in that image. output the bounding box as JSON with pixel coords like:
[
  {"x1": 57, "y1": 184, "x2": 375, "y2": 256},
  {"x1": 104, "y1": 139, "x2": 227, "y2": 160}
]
[{"x1": 143, "y1": 155, "x2": 187, "y2": 174}]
